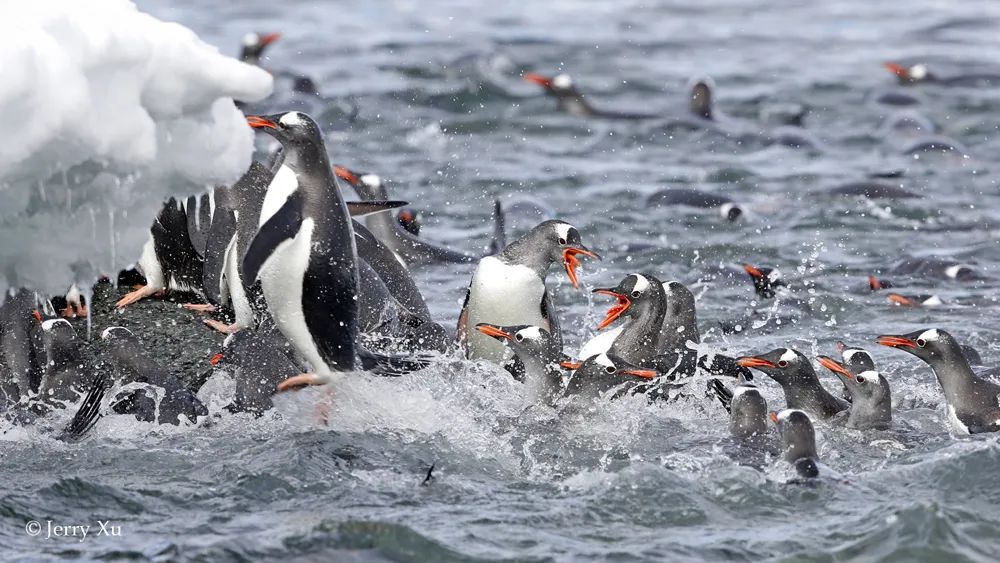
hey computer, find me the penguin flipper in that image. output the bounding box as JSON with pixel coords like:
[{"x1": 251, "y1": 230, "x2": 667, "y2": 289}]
[
  {"x1": 202, "y1": 210, "x2": 237, "y2": 305},
  {"x1": 455, "y1": 286, "x2": 471, "y2": 351},
  {"x1": 58, "y1": 372, "x2": 109, "y2": 442},
  {"x1": 707, "y1": 378, "x2": 733, "y2": 413},
  {"x1": 243, "y1": 192, "x2": 304, "y2": 284},
  {"x1": 540, "y1": 291, "x2": 562, "y2": 349},
  {"x1": 489, "y1": 198, "x2": 506, "y2": 255},
  {"x1": 346, "y1": 200, "x2": 409, "y2": 217}
]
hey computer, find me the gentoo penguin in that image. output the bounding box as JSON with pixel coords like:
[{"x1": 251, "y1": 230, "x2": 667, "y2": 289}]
[
  {"x1": 817, "y1": 355, "x2": 892, "y2": 430},
  {"x1": 826, "y1": 181, "x2": 920, "y2": 199},
  {"x1": 868, "y1": 276, "x2": 893, "y2": 291},
  {"x1": 771, "y1": 409, "x2": 820, "y2": 479},
  {"x1": 0, "y1": 289, "x2": 45, "y2": 400},
  {"x1": 457, "y1": 220, "x2": 598, "y2": 363},
  {"x1": 742, "y1": 263, "x2": 786, "y2": 299},
  {"x1": 878, "y1": 329, "x2": 1000, "y2": 434},
  {"x1": 886, "y1": 293, "x2": 944, "y2": 307},
  {"x1": 334, "y1": 165, "x2": 478, "y2": 264},
  {"x1": 589, "y1": 273, "x2": 667, "y2": 366},
  {"x1": 522, "y1": 72, "x2": 656, "y2": 119},
  {"x1": 737, "y1": 348, "x2": 849, "y2": 420},
  {"x1": 60, "y1": 283, "x2": 89, "y2": 318},
  {"x1": 884, "y1": 62, "x2": 1000, "y2": 87},
  {"x1": 396, "y1": 208, "x2": 421, "y2": 236},
  {"x1": 240, "y1": 32, "x2": 281, "y2": 65},
  {"x1": 116, "y1": 197, "x2": 205, "y2": 308},
  {"x1": 709, "y1": 375, "x2": 770, "y2": 440},
  {"x1": 562, "y1": 353, "x2": 657, "y2": 399},
  {"x1": 102, "y1": 327, "x2": 208, "y2": 425},
  {"x1": 475, "y1": 323, "x2": 564, "y2": 404},
  {"x1": 37, "y1": 319, "x2": 90, "y2": 407},
  {"x1": 888, "y1": 258, "x2": 977, "y2": 281},
  {"x1": 211, "y1": 329, "x2": 299, "y2": 415},
  {"x1": 646, "y1": 189, "x2": 743, "y2": 222}
]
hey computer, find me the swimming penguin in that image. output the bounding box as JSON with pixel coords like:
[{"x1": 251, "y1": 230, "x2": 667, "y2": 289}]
[
  {"x1": 878, "y1": 329, "x2": 1000, "y2": 434},
  {"x1": 475, "y1": 323, "x2": 565, "y2": 404},
  {"x1": 0, "y1": 289, "x2": 46, "y2": 401},
  {"x1": 826, "y1": 181, "x2": 921, "y2": 199},
  {"x1": 211, "y1": 329, "x2": 300, "y2": 416},
  {"x1": 334, "y1": 165, "x2": 480, "y2": 264},
  {"x1": 586, "y1": 273, "x2": 667, "y2": 366},
  {"x1": 816, "y1": 355, "x2": 892, "y2": 430},
  {"x1": 396, "y1": 208, "x2": 421, "y2": 236},
  {"x1": 36, "y1": 319, "x2": 91, "y2": 408},
  {"x1": 562, "y1": 353, "x2": 658, "y2": 399},
  {"x1": 457, "y1": 220, "x2": 598, "y2": 363},
  {"x1": 886, "y1": 293, "x2": 945, "y2": 307},
  {"x1": 522, "y1": 72, "x2": 657, "y2": 119},
  {"x1": 868, "y1": 276, "x2": 893, "y2": 291},
  {"x1": 742, "y1": 263, "x2": 787, "y2": 299},
  {"x1": 737, "y1": 348, "x2": 849, "y2": 420},
  {"x1": 709, "y1": 375, "x2": 770, "y2": 440},
  {"x1": 646, "y1": 189, "x2": 743, "y2": 221},
  {"x1": 770, "y1": 409, "x2": 820, "y2": 478},
  {"x1": 116, "y1": 197, "x2": 206, "y2": 308},
  {"x1": 883, "y1": 62, "x2": 1000, "y2": 87},
  {"x1": 240, "y1": 32, "x2": 281, "y2": 65},
  {"x1": 887, "y1": 258, "x2": 977, "y2": 281}
]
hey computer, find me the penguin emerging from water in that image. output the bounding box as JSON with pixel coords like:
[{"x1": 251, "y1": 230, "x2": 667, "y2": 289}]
[
  {"x1": 817, "y1": 354, "x2": 891, "y2": 431},
  {"x1": 396, "y1": 208, "x2": 421, "y2": 236},
  {"x1": 475, "y1": 323, "x2": 565, "y2": 404},
  {"x1": 770, "y1": 409, "x2": 820, "y2": 479},
  {"x1": 737, "y1": 348, "x2": 849, "y2": 420},
  {"x1": 887, "y1": 258, "x2": 977, "y2": 281},
  {"x1": 522, "y1": 72, "x2": 657, "y2": 119},
  {"x1": 878, "y1": 328, "x2": 1000, "y2": 434},
  {"x1": 36, "y1": 319, "x2": 91, "y2": 408},
  {"x1": 585, "y1": 273, "x2": 667, "y2": 367},
  {"x1": 457, "y1": 220, "x2": 598, "y2": 363},
  {"x1": 646, "y1": 189, "x2": 744, "y2": 222},
  {"x1": 886, "y1": 292, "x2": 945, "y2": 308},
  {"x1": 709, "y1": 374, "x2": 770, "y2": 441},
  {"x1": 210, "y1": 329, "x2": 300, "y2": 416},
  {"x1": 102, "y1": 327, "x2": 208, "y2": 425},
  {"x1": 742, "y1": 263, "x2": 787, "y2": 299},
  {"x1": 0, "y1": 289, "x2": 46, "y2": 401},
  {"x1": 562, "y1": 353, "x2": 658, "y2": 400},
  {"x1": 883, "y1": 62, "x2": 1000, "y2": 87}
]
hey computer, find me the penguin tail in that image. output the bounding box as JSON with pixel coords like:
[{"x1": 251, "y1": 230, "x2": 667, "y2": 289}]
[
  {"x1": 707, "y1": 378, "x2": 733, "y2": 413},
  {"x1": 58, "y1": 372, "x2": 110, "y2": 442},
  {"x1": 357, "y1": 346, "x2": 434, "y2": 376},
  {"x1": 488, "y1": 198, "x2": 507, "y2": 254}
]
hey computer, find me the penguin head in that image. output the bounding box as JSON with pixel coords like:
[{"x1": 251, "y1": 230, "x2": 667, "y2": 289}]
[
  {"x1": 688, "y1": 77, "x2": 715, "y2": 120},
  {"x1": 834, "y1": 342, "x2": 877, "y2": 373},
  {"x1": 572, "y1": 353, "x2": 657, "y2": 383},
  {"x1": 742, "y1": 263, "x2": 786, "y2": 299},
  {"x1": 246, "y1": 112, "x2": 323, "y2": 149},
  {"x1": 868, "y1": 275, "x2": 892, "y2": 291},
  {"x1": 730, "y1": 386, "x2": 768, "y2": 430},
  {"x1": 334, "y1": 165, "x2": 383, "y2": 199},
  {"x1": 877, "y1": 328, "x2": 963, "y2": 364},
  {"x1": 736, "y1": 348, "x2": 811, "y2": 384},
  {"x1": 396, "y1": 208, "x2": 422, "y2": 236},
  {"x1": 41, "y1": 318, "x2": 78, "y2": 360},
  {"x1": 240, "y1": 32, "x2": 281, "y2": 64},
  {"x1": 884, "y1": 62, "x2": 933, "y2": 84},
  {"x1": 817, "y1": 355, "x2": 886, "y2": 401},
  {"x1": 525, "y1": 220, "x2": 599, "y2": 288},
  {"x1": 769, "y1": 409, "x2": 818, "y2": 467},
  {"x1": 523, "y1": 72, "x2": 580, "y2": 98},
  {"x1": 101, "y1": 326, "x2": 140, "y2": 348},
  {"x1": 593, "y1": 273, "x2": 664, "y2": 330},
  {"x1": 719, "y1": 202, "x2": 742, "y2": 222},
  {"x1": 475, "y1": 323, "x2": 556, "y2": 357},
  {"x1": 662, "y1": 280, "x2": 698, "y2": 327}
]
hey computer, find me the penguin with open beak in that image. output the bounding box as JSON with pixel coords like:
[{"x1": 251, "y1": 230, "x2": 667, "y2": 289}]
[
  {"x1": 457, "y1": 220, "x2": 599, "y2": 364},
  {"x1": 475, "y1": 323, "x2": 565, "y2": 405},
  {"x1": 816, "y1": 354, "x2": 892, "y2": 431},
  {"x1": 770, "y1": 409, "x2": 820, "y2": 479},
  {"x1": 584, "y1": 273, "x2": 667, "y2": 367},
  {"x1": 737, "y1": 348, "x2": 849, "y2": 420},
  {"x1": 877, "y1": 329, "x2": 1000, "y2": 434}
]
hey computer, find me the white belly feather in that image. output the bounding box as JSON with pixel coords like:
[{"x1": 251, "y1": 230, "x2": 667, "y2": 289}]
[
  {"x1": 465, "y1": 256, "x2": 547, "y2": 362},
  {"x1": 578, "y1": 326, "x2": 623, "y2": 362}
]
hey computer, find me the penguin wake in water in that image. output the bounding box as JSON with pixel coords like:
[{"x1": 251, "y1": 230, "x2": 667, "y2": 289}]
[
  {"x1": 457, "y1": 219, "x2": 598, "y2": 364},
  {"x1": 737, "y1": 348, "x2": 849, "y2": 421},
  {"x1": 878, "y1": 329, "x2": 1000, "y2": 434}
]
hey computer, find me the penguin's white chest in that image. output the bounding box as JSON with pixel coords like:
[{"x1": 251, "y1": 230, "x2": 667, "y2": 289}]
[
  {"x1": 578, "y1": 326, "x2": 623, "y2": 362},
  {"x1": 259, "y1": 164, "x2": 297, "y2": 227},
  {"x1": 258, "y1": 217, "x2": 329, "y2": 373},
  {"x1": 465, "y1": 257, "x2": 547, "y2": 362}
]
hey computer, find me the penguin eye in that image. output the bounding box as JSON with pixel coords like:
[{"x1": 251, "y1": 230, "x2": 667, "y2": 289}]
[
  {"x1": 856, "y1": 375, "x2": 866, "y2": 384},
  {"x1": 558, "y1": 237, "x2": 567, "y2": 245},
  {"x1": 777, "y1": 360, "x2": 788, "y2": 368},
  {"x1": 514, "y1": 333, "x2": 524, "y2": 342},
  {"x1": 631, "y1": 290, "x2": 641, "y2": 298},
  {"x1": 604, "y1": 365, "x2": 616, "y2": 374},
  {"x1": 916, "y1": 339, "x2": 926, "y2": 347}
]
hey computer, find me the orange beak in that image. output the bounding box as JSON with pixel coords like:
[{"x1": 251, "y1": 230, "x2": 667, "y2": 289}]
[
  {"x1": 877, "y1": 335, "x2": 915, "y2": 348},
  {"x1": 621, "y1": 368, "x2": 658, "y2": 380},
  {"x1": 246, "y1": 115, "x2": 277, "y2": 129},
  {"x1": 593, "y1": 289, "x2": 630, "y2": 330},
  {"x1": 560, "y1": 360, "x2": 582, "y2": 370},
  {"x1": 523, "y1": 72, "x2": 553, "y2": 88},
  {"x1": 868, "y1": 275, "x2": 883, "y2": 290},
  {"x1": 334, "y1": 165, "x2": 359, "y2": 185},
  {"x1": 260, "y1": 32, "x2": 281, "y2": 46},
  {"x1": 769, "y1": 411, "x2": 779, "y2": 425},
  {"x1": 398, "y1": 209, "x2": 414, "y2": 222},
  {"x1": 887, "y1": 293, "x2": 916, "y2": 307},
  {"x1": 563, "y1": 247, "x2": 598, "y2": 289},
  {"x1": 743, "y1": 263, "x2": 764, "y2": 279},
  {"x1": 209, "y1": 353, "x2": 224, "y2": 366},
  {"x1": 884, "y1": 62, "x2": 909, "y2": 78},
  {"x1": 31, "y1": 309, "x2": 42, "y2": 322},
  {"x1": 736, "y1": 356, "x2": 776, "y2": 369},
  {"x1": 817, "y1": 355, "x2": 853, "y2": 379},
  {"x1": 475, "y1": 323, "x2": 512, "y2": 340}
]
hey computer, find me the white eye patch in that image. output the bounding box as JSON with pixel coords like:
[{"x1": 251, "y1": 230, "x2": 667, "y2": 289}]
[
  {"x1": 552, "y1": 74, "x2": 573, "y2": 89},
  {"x1": 516, "y1": 326, "x2": 542, "y2": 340},
  {"x1": 279, "y1": 112, "x2": 303, "y2": 126},
  {"x1": 631, "y1": 274, "x2": 650, "y2": 294},
  {"x1": 41, "y1": 318, "x2": 71, "y2": 331},
  {"x1": 780, "y1": 349, "x2": 798, "y2": 364},
  {"x1": 359, "y1": 174, "x2": 382, "y2": 188},
  {"x1": 594, "y1": 354, "x2": 615, "y2": 368},
  {"x1": 554, "y1": 222, "x2": 573, "y2": 242},
  {"x1": 917, "y1": 329, "x2": 940, "y2": 342},
  {"x1": 243, "y1": 32, "x2": 259, "y2": 47}
]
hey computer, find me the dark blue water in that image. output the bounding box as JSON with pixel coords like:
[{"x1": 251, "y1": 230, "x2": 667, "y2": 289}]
[{"x1": 6, "y1": 0, "x2": 1000, "y2": 560}]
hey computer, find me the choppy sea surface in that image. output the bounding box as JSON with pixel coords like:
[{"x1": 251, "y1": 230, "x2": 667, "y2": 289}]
[{"x1": 6, "y1": 0, "x2": 1000, "y2": 560}]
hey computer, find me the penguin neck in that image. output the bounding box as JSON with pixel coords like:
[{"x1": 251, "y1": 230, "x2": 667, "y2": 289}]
[
  {"x1": 281, "y1": 145, "x2": 336, "y2": 200},
  {"x1": 847, "y1": 387, "x2": 892, "y2": 430},
  {"x1": 660, "y1": 307, "x2": 700, "y2": 352},
  {"x1": 783, "y1": 432, "x2": 817, "y2": 462},
  {"x1": 929, "y1": 348, "x2": 980, "y2": 405},
  {"x1": 499, "y1": 237, "x2": 555, "y2": 278},
  {"x1": 518, "y1": 350, "x2": 562, "y2": 404},
  {"x1": 610, "y1": 300, "x2": 666, "y2": 365}
]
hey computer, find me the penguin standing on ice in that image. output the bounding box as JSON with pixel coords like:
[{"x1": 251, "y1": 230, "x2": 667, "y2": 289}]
[{"x1": 457, "y1": 220, "x2": 599, "y2": 363}]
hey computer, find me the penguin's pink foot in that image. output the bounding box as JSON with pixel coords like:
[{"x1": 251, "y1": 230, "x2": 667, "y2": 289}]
[
  {"x1": 184, "y1": 303, "x2": 217, "y2": 313},
  {"x1": 203, "y1": 319, "x2": 240, "y2": 334},
  {"x1": 276, "y1": 373, "x2": 328, "y2": 393},
  {"x1": 115, "y1": 285, "x2": 161, "y2": 309}
]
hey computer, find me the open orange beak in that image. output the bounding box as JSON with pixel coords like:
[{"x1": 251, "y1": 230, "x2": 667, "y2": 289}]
[
  {"x1": 334, "y1": 165, "x2": 359, "y2": 185},
  {"x1": 621, "y1": 368, "x2": 658, "y2": 380},
  {"x1": 593, "y1": 289, "x2": 630, "y2": 330},
  {"x1": 769, "y1": 411, "x2": 779, "y2": 424},
  {"x1": 560, "y1": 360, "x2": 582, "y2": 370},
  {"x1": 563, "y1": 247, "x2": 598, "y2": 289},
  {"x1": 736, "y1": 356, "x2": 776, "y2": 369},
  {"x1": 260, "y1": 32, "x2": 281, "y2": 46},
  {"x1": 883, "y1": 62, "x2": 909, "y2": 78},
  {"x1": 523, "y1": 72, "x2": 553, "y2": 88},
  {"x1": 743, "y1": 263, "x2": 764, "y2": 279},
  {"x1": 817, "y1": 355, "x2": 853, "y2": 379},
  {"x1": 887, "y1": 294, "x2": 916, "y2": 307},
  {"x1": 877, "y1": 335, "x2": 915, "y2": 348},
  {"x1": 209, "y1": 353, "x2": 224, "y2": 366},
  {"x1": 476, "y1": 323, "x2": 511, "y2": 341},
  {"x1": 246, "y1": 115, "x2": 277, "y2": 129}
]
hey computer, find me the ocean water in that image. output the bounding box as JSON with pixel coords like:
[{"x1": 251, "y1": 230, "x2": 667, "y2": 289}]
[{"x1": 5, "y1": 0, "x2": 1000, "y2": 560}]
